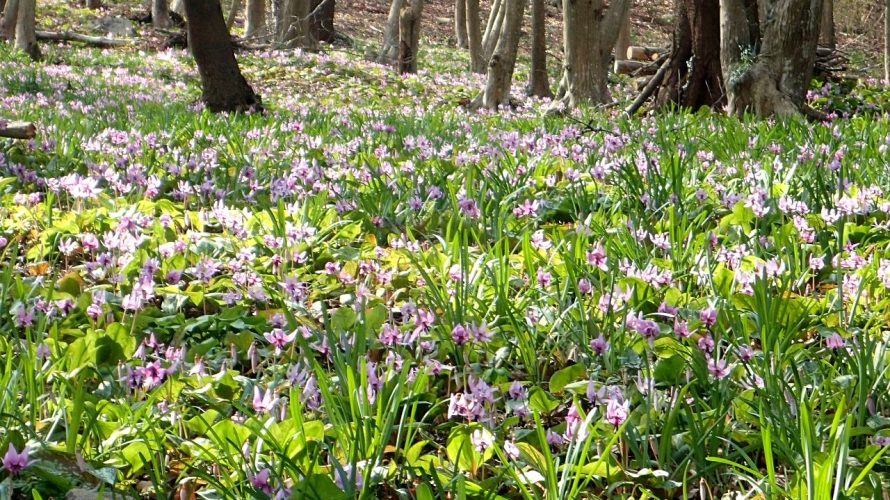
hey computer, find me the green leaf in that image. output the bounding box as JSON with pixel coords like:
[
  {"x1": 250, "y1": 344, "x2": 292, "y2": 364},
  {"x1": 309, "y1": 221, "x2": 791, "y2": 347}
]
[
  {"x1": 528, "y1": 387, "x2": 560, "y2": 414},
  {"x1": 549, "y1": 364, "x2": 586, "y2": 394},
  {"x1": 292, "y1": 474, "x2": 349, "y2": 500}
]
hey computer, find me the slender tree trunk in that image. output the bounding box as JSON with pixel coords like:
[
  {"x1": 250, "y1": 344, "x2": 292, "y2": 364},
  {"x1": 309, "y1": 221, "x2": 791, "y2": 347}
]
[
  {"x1": 245, "y1": 0, "x2": 266, "y2": 38},
  {"x1": 85, "y1": 0, "x2": 101, "y2": 8},
  {"x1": 397, "y1": 0, "x2": 424, "y2": 73},
  {"x1": 562, "y1": 0, "x2": 630, "y2": 106},
  {"x1": 1, "y1": 0, "x2": 19, "y2": 41},
  {"x1": 528, "y1": 0, "x2": 550, "y2": 97},
  {"x1": 280, "y1": 0, "x2": 314, "y2": 48},
  {"x1": 226, "y1": 0, "x2": 243, "y2": 29},
  {"x1": 309, "y1": 0, "x2": 335, "y2": 43},
  {"x1": 379, "y1": 0, "x2": 405, "y2": 62},
  {"x1": 14, "y1": 0, "x2": 37, "y2": 60},
  {"x1": 720, "y1": 0, "x2": 821, "y2": 117},
  {"x1": 476, "y1": 0, "x2": 526, "y2": 109},
  {"x1": 613, "y1": 5, "x2": 630, "y2": 71},
  {"x1": 184, "y1": 0, "x2": 262, "y2": 112},
  {"x1": 656, "y1": 0, "x2": 723, "y2": 109},
  {"x1": 465, "y1": 0, "x2": 484, "y2": 72},
  {"x1": 153, "y1": 0, "x2": 173, "y2": 29},
  {"x1": 885, "y1": 0, "x2": 890, "y2": 83},
  {"x1": 482, "y1": 0, "x2": 504, "y2": 62},
  {"x1": 820, "y1": 0, "x2": 834, "y2": 48},
  {"x1": 455, "y1": 0, "x2": 467, "y2": 47}
]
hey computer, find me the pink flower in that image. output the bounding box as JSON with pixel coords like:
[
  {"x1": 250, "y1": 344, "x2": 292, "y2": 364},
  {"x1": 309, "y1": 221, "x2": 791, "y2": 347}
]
[
  {"x1": 605, "y1": 399, "x2": 629, "y2": 428},
  {"x1": 700, "y1": 308, "x2": 717, "y2": 328},
  {"x1": 707, "y1": 358, "x2": 731, "y2": 380},
  {"x1": 2, "y1": 444, "x2": 30, "y2": 475},
  {"x1": 252, "y1": 386, "x2": 279, "y2": 414},
  {"x1": 263, "y1": 328, "x2": 298, "y2": 355},
  {"x1": 826, "y1": 332, "x2": 846, "y2": 350},
  {"x1": 251, "y1": 468, "x2": 273, "y2": 494},
  {"x1": 586, "y1": 244, "x2": 608, "y2": 271},
  {"x1": 590, "y1": 335, "x2": 609, "y2": 355}
]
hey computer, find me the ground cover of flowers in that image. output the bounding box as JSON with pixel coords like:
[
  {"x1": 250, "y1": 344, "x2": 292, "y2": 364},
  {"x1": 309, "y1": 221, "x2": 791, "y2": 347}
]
[{"x1": 1, "y1": 41, "x2": 890, "y2": 499}]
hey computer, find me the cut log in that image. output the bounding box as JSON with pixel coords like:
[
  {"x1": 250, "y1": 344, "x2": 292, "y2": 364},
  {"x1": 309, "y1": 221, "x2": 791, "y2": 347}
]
[
  {"x1": 36, "y1": 30, "x2": 130, "y2": 47},
  {"x1": 626, "y1": 45, "x2": 663, "y2": 61},
  {"x1": 0, "y1": 121, "x2": 36, "y2": 139},
  {"x1": 615, "y1": 59, "x2": 658, "y2": 76}
]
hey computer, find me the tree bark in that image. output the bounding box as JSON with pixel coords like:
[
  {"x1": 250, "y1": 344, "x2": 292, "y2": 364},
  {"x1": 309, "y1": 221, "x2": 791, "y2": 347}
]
[
  {"x1": 184, "y1": 0, "x2": 262, "y2": 113},
  {"x1": 85, "y1": 0, "x2": 101, "y2": 8},
  {"x1": 171, "y1": 0, "x2": 186, "y2": 16},
  {"x1": 527, "y1": 0, "x2": 551, "y2": 97},
  {"x1": 0, "y1": 0, "x2": 6, "y2": 16},
  {"x1": 720, "y1": 0, "x2": 821, "y2": 117},
  {"x1": 1, "y1": 0, "x2": 19, "y2": 41},
  {"x1": 280, "y1": 0, "x2": 314, "y2": 48},
  {"x1": 226, "y1": 0, "x2": 243, "y2": 29},
  {"x1": 309, "y1": 0, "x2": 335, "y2": 43},
  {"x1": 482, "y1": 0, "x2": 504, "y2": 62},
  {"x1": 245, "y1": 0, "x2": 265, "y2": 37},
  {"x1": 886, "y1": 0, "x2": 890, "y2": 83},
  {"x1": 465, "y1": 0, "x2": 484, "y2": 72},
  {"x1": 14, "y1": 0, "x2": 38, "y2": 60},
  {"x1": 153, "y1": 0, "x2": 173, "y2": 29},
  {"x1": 397, "y1": 0, "x2": 424, "y2": 73},
  {"x1": 656, "y1": 0, "x2": 723, "y2": 109},
  {"x1": 379, "y1": 0, "x2": 404, "y2": 62},
  {"x1": 455, "y1": 0, "x2": 467, "y2": 48},
  {"x1": 613, "y1": 5, "x2": 630, "y2": 71},
  {"x1": 561, "y1": 0, "x2": 630, "y2": 106},
  {"x1": 476, "y1": 0, "x2": 526, "y2": 109},
  {"x1": 820, "y1": 0, "x2": 834, "y2": 48}
]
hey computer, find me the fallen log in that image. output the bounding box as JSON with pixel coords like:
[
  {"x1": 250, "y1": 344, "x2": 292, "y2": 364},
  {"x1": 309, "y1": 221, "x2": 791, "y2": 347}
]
[
  {"x1": 0, "y1": 121, "x2": 36, "y2": 139},
  {"x1": 626, "y1": 46, "x2": 664, "y2": 62},
  {"x1": 36, "y1": 30, "x2": 130, "y2": 47},
  {"x1": 625, "y1": 56, "x2": 671, "y2": 116},
  {"x1": 615, "y1": 59, "x2": 658, "y2": 76}
]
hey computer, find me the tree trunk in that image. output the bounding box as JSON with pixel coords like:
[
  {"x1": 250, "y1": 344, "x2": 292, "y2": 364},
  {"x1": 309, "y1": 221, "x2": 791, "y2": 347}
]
[
  {"x1": 171, "y1": 0, "x2": 186, "y2": 16},
  {"x1": 85, "y1": 0, "x2": 101, "y2": 8},
  {"x1": 1, "y1": 0, "x2": 19, "y2": 41},
  {"x1": 656, "y1": 0, "x2": 723, "y2": 109},
  {"x1": 0, "y1": 0, "x2": 6, "y2": 16},
  {"x1": 226, "y1": 0, "x2": 243, "y2": 29},
  {"x1": 465, "y1": 0, "x2": 484, "y2": 72},
  {"x1": 527, "y1": 0, "x2": 550, "y2": 97},
  {"x1": 476, "y1": 0, "x2": 526, "y2": 109},
  {"x1": 14, "y1": 0, "x2": 38, "y2": 60},
  {"x1": 245, "y1": 0, "x2": 265, "y2": 38},
  {"x1": 397, "y1": 0, "x2": 424, "y2": 73},
  {"x1": 482, "y1": 0, "x2": 504, "y2": 62},
  {"x1": 309, "y1": 0, "x2": 335, "y2": 43},
  {"x1": 613, "y1": 5, "x2": 630, "y2": 71},
  {"x1": 562, "y1": 0, "x2": 630, "y2": 106},
  {"x1": 820, "y1": 0, "x2": 834, "y2": 48},
  {"x1": 153, "y1": 0, "x2": 173, "y2": 29},
  {"x1": 379, "y1": 0, "x2": 404, "y2": 62},
  {"x1": 280, "y1": 0, "x2": 314, "y2": 48},
  {"x1": 454, "y1": 0, "x2": 467, "y2": 48},
  {"x1": 720, "y1": 0, "x2": 821, "y2": 117},
  {"x1": 184, "y1": 0, "x2": 262, "y2": 113},
  {"x1": 886, "y1": 0, "x2": 890, "y2": 83}
]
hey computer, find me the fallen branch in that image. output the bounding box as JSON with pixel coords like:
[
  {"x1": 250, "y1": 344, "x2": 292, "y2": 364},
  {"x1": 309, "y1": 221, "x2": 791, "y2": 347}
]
[
  {"x1": 615, "y1": 59, "x2": 658, "y2": 76},
  {"x1": 624, "y1": 56, "x2": 671, "y2": 116},
  {"x1": 626, "y1": 46, "x2": 664, "y2": 62},
  {"x1": 36, "y1": 30, "x2": 130, "y2": 47},
  {"x1": 0, "y1": 121, "x2": 36, "y2": 139}
]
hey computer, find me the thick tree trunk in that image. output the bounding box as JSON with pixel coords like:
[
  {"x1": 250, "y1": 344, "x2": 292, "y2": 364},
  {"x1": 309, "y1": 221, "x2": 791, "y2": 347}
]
[
  {"x1": 397, "y1": 0, "x2": 424, "y2": 73},
  {"x1": 85, "y1": 0, "x2": 101, "y2": 8},
  {"x1": 656, "y1": 0, "x2": 723, "y2": 109},
  {"x1": 226, "y1": 0, "x2": 243, "y2": 29},
  {"x1": 153, "y1": 0, "x2": 173, "y2": 29},
  {"x1": 14, "y1": 0, "x2": 38, "y2": 60},
  {"x1": 309, "y1": 0, "x2": 335, "y2": 43},
  {"x1": 613, "y1": 6, "x2": 630, "y2": 71},
  {"x1": 280, "y1": 0, "x2": 314, "y2": 48},
  {"x1": 171, "y1": 0, "x2": 186, "y2": 16},
  {"x1": 455, "y1": 0, "x2": 467, "y2": 47},
  {"x1": 184, "y1": 0, "x2": 262, "y2": 113},
  {"x1": 0, "y1": 0, "x2": 6, "y2": 15},
  {"x1": 476, "y1": 0, "x2": 526, "y2": 109},
  {"x1": 482, "y1": 0, "x2": 504, "y2": 62},
  {"x1": 720, "y1": 0, "x2": 821, "y2": 117},
  {"x1": 245, "y1": 0, "x2": 266, "y2": 38},
  {"x1": 1, "y1": 0, "x2": 19, "y2": 41},
  {"x1": 379, "y1": 0, "x2": 404, "y2": 62},
  {"x1": 527, "y1": 0, "x2": 551, "y2": 97},
  {"x1": 562, "y1": 0, "x2": 630, "y2": 106},
  {"x1": 465, "y1": 0, "x2": 484, "y2": 72},
  {"x1": 820, "y1": 0, "x2": 834, "y2": 48}
]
